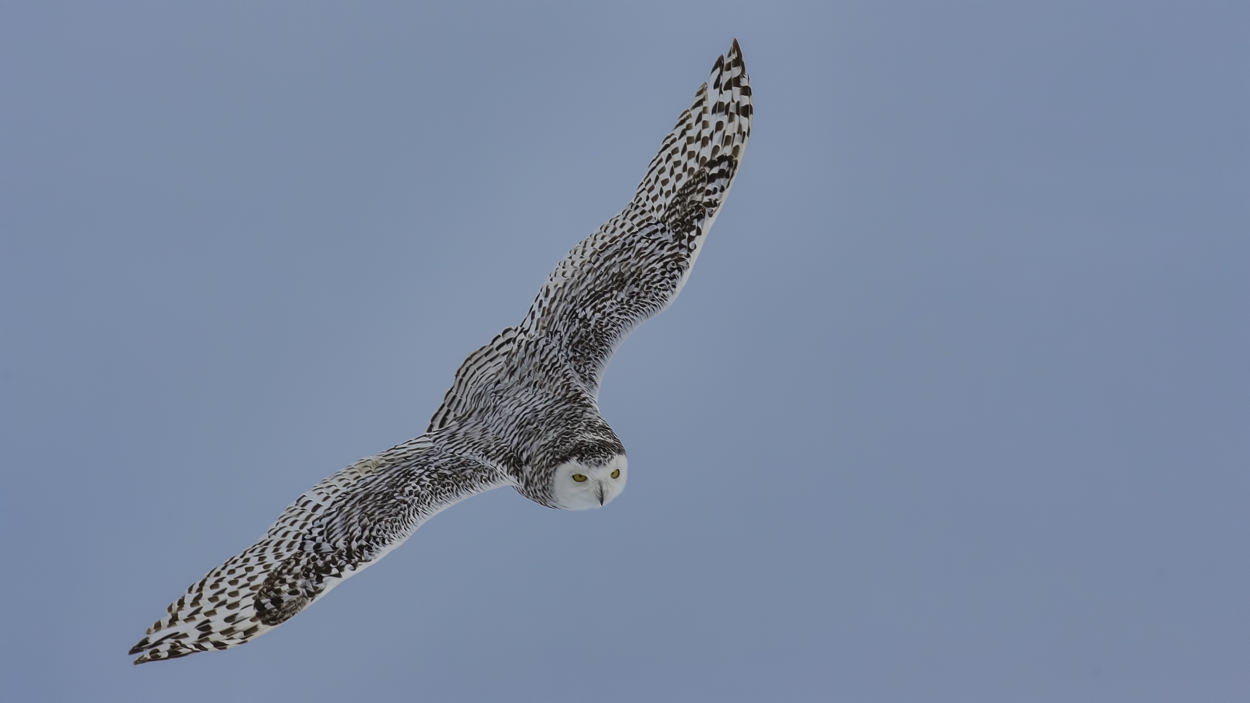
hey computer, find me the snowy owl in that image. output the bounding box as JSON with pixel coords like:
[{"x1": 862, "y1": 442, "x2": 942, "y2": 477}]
[{"x1": 130, "y1": 39, "x2": 751, "y2": 663}]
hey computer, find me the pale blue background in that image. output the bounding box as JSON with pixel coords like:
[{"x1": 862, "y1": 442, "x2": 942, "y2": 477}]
[{"x1": 2, "y1": 2, "x2": 1247, "y2": 701}]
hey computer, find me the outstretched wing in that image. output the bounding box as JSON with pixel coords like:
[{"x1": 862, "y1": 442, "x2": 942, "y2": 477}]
[
  {"x1": 518, "y1": 39, "x2": 751, "y2": 392},
  {"x1": 426, "y1": 40, "x2": 752, "y2": 429},
  {"x1": 129, "y1": 439, "x2": 507, "y2": 663}
]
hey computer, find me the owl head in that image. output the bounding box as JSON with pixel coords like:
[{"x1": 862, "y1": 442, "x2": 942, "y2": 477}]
[{"x1": 551, "y1": 452, "x2": 628, "y2": 510}]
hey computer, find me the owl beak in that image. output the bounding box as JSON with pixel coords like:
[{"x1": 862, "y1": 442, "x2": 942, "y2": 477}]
[{"x1": 596, "y1": 482, "x2": 606, "y2": 506}]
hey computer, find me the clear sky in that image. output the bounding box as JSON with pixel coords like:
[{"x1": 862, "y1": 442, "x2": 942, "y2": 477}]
[{"x1": 1, "y1": 2, "x2": 1247, "y2": 701}]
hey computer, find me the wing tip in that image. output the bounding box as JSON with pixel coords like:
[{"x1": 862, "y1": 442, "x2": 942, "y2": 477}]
[{"x1": 627, "y1": 39, "x2": 751, "y2": 218}]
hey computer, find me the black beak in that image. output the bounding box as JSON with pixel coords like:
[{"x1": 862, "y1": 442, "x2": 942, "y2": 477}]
[{"x1": 596, "y1": 483, "x2": 606, "y2": 506}]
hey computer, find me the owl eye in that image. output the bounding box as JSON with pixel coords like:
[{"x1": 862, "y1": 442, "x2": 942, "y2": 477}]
[
  {"x1": 572, "y1": 473, "x2": 588, "y2": 482},
  {"x1": 610, "y1": 468, "x2": 620, "y2": 479}
]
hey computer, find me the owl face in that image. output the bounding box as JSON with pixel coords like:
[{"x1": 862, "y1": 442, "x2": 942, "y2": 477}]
[{"x1": 550, "y1": 454, "x2": 628, "y2": 510}]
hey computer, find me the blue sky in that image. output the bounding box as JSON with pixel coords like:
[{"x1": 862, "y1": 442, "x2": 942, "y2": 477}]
[{"x1": 2, "y1": 2, "x2": 1247, "y2": 701}]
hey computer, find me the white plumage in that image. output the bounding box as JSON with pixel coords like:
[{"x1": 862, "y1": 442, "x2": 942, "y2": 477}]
[{"x1": 131, "y1": 39, "x2": 751, "y2": 664}]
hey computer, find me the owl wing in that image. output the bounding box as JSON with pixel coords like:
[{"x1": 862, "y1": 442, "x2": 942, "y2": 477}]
[
  {"x1": 427, "y1": 40, "x2": 751, "y2": 429},
  {"x1": 129, "y1": 439, "x2": 507, "y2": 663}
]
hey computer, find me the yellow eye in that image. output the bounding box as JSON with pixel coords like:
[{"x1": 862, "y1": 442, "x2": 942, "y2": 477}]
[
  {"x1": 572, "y1": 473, "x2": 587, "y2": 482},
  {"x1": 610, "y1": 468, "x2": 620, "y2": 479}
]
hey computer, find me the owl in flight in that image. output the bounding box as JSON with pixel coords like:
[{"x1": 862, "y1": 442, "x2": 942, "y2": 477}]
[{"x1": 131, "y1": 40, "x2": 751, "y2": 663}]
